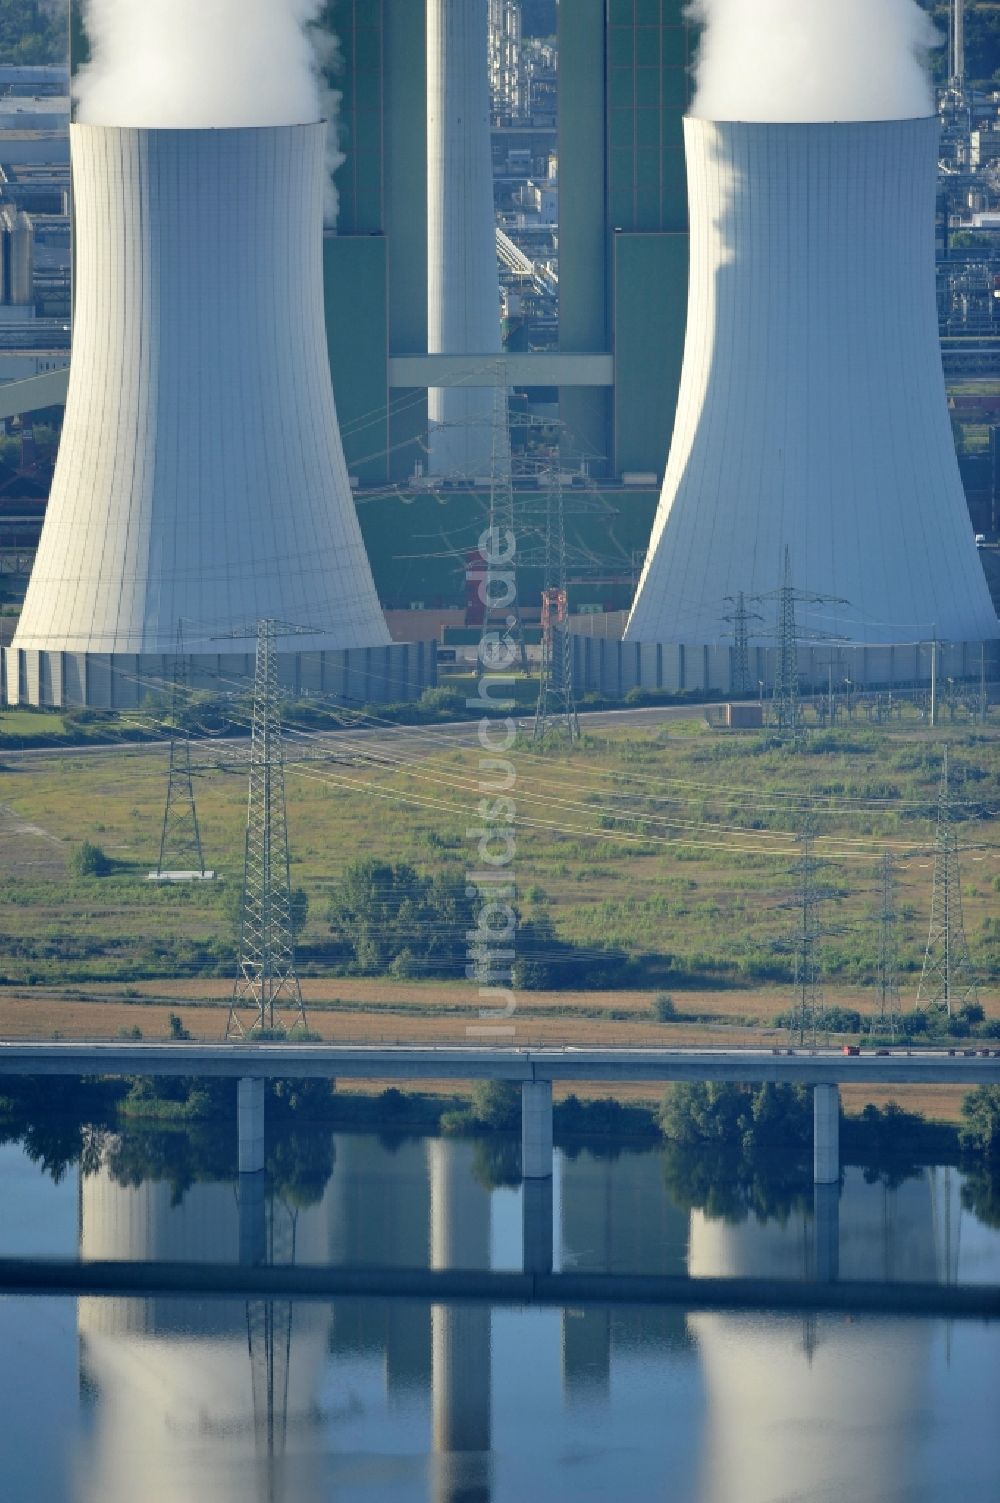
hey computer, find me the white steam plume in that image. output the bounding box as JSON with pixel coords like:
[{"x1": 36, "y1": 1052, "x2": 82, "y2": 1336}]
[
  {"x1": 75, "y1": 0, "x2": 346, "y2": 221},
  {"x1": 687, "y1": 0, "x2": 940, "y2": 122}
]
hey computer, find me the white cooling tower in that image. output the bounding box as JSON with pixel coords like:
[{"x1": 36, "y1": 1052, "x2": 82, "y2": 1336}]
[
  {"x1": 626, "y1": 117, "x2": 999, "y2": 649},
  {"x1": 8, "y1": 122, "x2": 400, "y2": 707},
  {"x1": 426, "y1": 0, "x2": 503, "y2": 478}
]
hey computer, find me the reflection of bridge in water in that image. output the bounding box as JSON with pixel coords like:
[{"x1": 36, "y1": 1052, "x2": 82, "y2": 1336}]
[{"x1": 11, "y1": 1134, "x2": 983, "y2": 1502}]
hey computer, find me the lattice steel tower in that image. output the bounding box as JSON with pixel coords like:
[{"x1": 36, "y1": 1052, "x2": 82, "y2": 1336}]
[
  {"x1": 155, "y1": 625, "x2": 206, "y2": 877},
  {"x1": 752, "y1": 548, "x2": 848, "y2": 742},
  {"x1": 917, "y1": 748, "x2": 979, "y2": 1017},
  {"x1": 870, "y1": 850, "x2": 901, "y2": 1041},
  {"x1": 780, "y1": 825, "x2": 838, "y2": 1045},
  {"x1": 478, "y1": 367, "x2": 528, "y2": 676},
  {"x1": 228, "y1": 620, "x2": 308, "y2": 1039},
  {"x1": 722, "y1": 591, "x2": 763, "y2": 696},
  {"x1": 534, "y1": 465, "x2": 579, "y2": 744},
  {"x1": 774, "y1": 549, "x2": 804, "y2": 739}
]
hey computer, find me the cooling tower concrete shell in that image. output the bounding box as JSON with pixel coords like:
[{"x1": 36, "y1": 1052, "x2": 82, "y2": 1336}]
[
  {"x1": 426, "y1": 0, "x2": 503, "y2": 478},
  {"x1": 626, "y1": 117, "x2": 1000, "y2": 649},
  {"x1": 10, "y1": 123, "x2": 392, "y2": 699}
]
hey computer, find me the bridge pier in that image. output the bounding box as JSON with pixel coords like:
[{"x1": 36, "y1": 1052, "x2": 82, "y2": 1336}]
[
  {"x1": 813, "y1": 1083, "x2": 840, "y2": 1186},
  {"x1": 522, "y1": 1177, "x2": 554, "y2": 1275},
  {"x1": 238, "y1": 1077, "x2": 265, "y2": 1175},
  {"x1": 522, "y1": 1079, "x2": 553, "y2": 1180}
]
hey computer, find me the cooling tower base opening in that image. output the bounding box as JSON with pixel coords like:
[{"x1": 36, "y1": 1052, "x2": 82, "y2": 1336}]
[
  {"x1": 573, "y1": 637, "x2": 1000, "y2": 701},
  {"x1": 2, "y1": 643, "x2": 437, "y2": 711}
]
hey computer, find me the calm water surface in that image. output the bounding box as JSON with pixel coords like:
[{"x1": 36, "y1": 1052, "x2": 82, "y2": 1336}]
[{"x1": 1, "y1": 1124, "x2": 998, "y2": 1503}]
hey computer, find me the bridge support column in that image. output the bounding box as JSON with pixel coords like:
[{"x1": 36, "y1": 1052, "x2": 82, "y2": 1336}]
[
  {"x1": 238, "y1": 1077, "x2": 265, "y2": 1175},
  {"x1": 813, "y1": 1083, "x2": 840, "y2": 1185},
  {"x1": 522, "y1": 1177, "x2": 554, "y2": 1275},
  {"x1": 522, "y1": 1079, "x2": 553, "y2": 1180},
  {"x1": 812, "y1": 1183, "x2": 840, "y2": 1282}
]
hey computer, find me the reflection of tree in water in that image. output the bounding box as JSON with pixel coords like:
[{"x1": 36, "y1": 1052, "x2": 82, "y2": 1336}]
[
  {"x1": 0, "y1": 1075, "x2": 338, "y2": 1204},
  {"x1": 103, "y1": 1121, "x2": 336, "y2": 1209},
  {"x1": 661, "y1": 1142, "x2": 813, "y2": 1227},
  {"x1": 960, "y1": 1162, "x2": 1000, "y2": 1229},
  {"x1": 0, "y1": 1075, "x2": 122, "y2": 1182},
  {"x1": 105, "y1": 1122, "x2": 237, "y2": 1205},
  {"x1": 470, "y1": 1134, "x2": 520, "y2": 1190}
]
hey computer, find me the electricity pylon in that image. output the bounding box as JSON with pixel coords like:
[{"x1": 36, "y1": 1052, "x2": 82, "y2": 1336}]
[
  {"x1": 751, "y1": 548, "x2": 849, "y2": 742},
  {"x1": 478, "y1": 364, "x2": 528, "y2": 675},
  {"x1": 155, "y1": 624, "x2": 206, "y2": 876},
  {"x1": 227, "y1": 619, "x2": 308, "y2": 1039},
  {"x1": 870, "y1": 851, "x2": 901, "y2": 1041},
  {"x1": 534, "y1": 464, "x2": 579, "y2": 744},
  {"x1": 775, "y1": 824, "x2": 842, "y2": 1044},
  {"x1": 917, "y1": 748, "x2": 979, "y2": 1018},
  {"x1": 722, "y1": 591, "x2": 764, "y2": 695}
]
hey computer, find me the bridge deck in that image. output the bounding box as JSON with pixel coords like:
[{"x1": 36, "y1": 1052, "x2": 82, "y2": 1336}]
[{"x1": 1, "y1": 1042, "x2": 998, "y2": 1086}]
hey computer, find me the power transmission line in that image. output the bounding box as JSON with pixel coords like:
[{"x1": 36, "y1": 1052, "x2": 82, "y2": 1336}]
[
  {"x1": 227, "y1": 620, "x2": 308, "y2": 1039},
  {"x1": 751, "y1": 547, "x2": 849, "y2": 744},
  {"x1": 917, "y1": 748, "x2": 979, "y2": 1018},
  {"x1": 776, "y1": 824, "x2": 842, "y2": 1044},
  {"x1": 870, "y1": 850, "x2": 901, "y2": 1042},
  {"x1": 534, "y1": 464, "x2": 579, "y2": 745},
  {"x1": 153, "y1": 622, "x2": 207, "y2": 877},
  {"x1": 721, "y1": 591, "x2": 764, "y2": 696},
  {"x1": 478, "y1": 364, "x2": 528, "y2": 675}
]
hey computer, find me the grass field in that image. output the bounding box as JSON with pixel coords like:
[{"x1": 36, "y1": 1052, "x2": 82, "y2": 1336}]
[{"x1": 0, "y1": 713, "x2": 997, "y2": 1122}]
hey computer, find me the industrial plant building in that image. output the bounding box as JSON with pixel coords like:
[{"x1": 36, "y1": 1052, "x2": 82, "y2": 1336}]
[
  {"x1": 2, "y1": 1, "x2": 998, "y2": 705},
  {"x1": 324, "y1": 0, "x2": 690, "y2": 484}
]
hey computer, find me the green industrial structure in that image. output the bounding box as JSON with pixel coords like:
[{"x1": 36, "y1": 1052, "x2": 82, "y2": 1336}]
[{"x1": 325, "y1": 0, "x2": 691, "y2": 484}]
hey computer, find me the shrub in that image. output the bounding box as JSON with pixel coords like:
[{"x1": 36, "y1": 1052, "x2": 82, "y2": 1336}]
[
  {"x1": 653, "y1": 993, "x2": 677, "y2": 1021},
  {"x1": 960, "y1": 1086, "x2": 1000, "y2": 1159},
  {"x1": 328, "y1": 859, "x2": 475, "y2": 977},
  {"x1": 470, "y1": 1080, "x2": 520, "y2": 1131},
  {"x1": 418, "y1": 685, "x2": 464, "y2": 718},
  {"x1": 68, "y1": 841, "x2": 112, "y2": 878},
  {"x1": 167, "y1": 1012, "x2": 191, "y2": 1041}
]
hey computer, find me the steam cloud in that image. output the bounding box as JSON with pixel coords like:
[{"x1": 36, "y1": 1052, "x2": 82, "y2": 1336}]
[
  {"x1": 687, "y1": 0, "x2": 940, "y2": 122},
  {"x1": 74, "y1": 0, "x2": 345, "y2": 219}
]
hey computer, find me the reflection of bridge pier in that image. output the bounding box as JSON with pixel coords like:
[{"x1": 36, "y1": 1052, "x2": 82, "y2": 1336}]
[
  {"x1": 429, "y1": 1137, "x2": 492, "y2": 1503},
  {"x1": 559, "y1": 1149, "x2": 690, "y2": 1400},
  {"x1": 239, "y1": 1172, "x2": 267, "y2": 1266},
  {"x1": 522, "y1": 1177, "x2": 554, "y2": 1275},
  {"x1": 813, "y1": 1183, "x2": 840, "y2": 1282},
  {"x1": 325, "y1": 1133, "x2": 432, "y2": 1399}
]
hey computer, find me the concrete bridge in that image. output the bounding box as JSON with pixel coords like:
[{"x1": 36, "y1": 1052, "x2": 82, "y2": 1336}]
[{"x1": 3, "y1": 1041, "x2": 998, "y2": 1186}]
